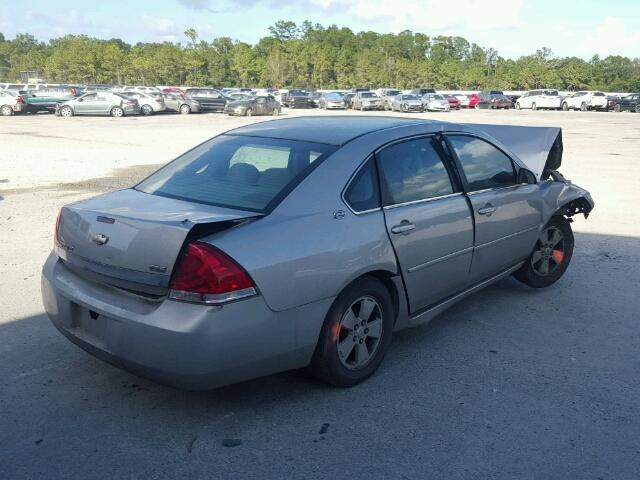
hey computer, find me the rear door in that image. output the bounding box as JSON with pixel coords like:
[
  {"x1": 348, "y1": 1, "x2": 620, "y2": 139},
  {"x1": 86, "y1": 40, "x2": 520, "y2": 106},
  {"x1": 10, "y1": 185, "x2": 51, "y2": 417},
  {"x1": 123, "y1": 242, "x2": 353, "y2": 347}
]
[
  {"x1": 445, "y1": 134, "x2": 542, "y2": 283},
  {"x1": 377, "y1": 136, "x2": 474, "y2": 313}
]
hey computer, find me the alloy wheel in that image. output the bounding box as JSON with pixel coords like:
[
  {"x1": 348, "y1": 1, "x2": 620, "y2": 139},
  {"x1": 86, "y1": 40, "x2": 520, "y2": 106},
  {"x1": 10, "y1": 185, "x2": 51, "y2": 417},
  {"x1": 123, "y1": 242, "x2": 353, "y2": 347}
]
[
  {"x1": 1, "y1": 105, "x2": 13, "y2": 116},
  {"x1": 336, "y1": 296, "x2": 384, "y2": 370},
  {"x1": 60, "y1": 106, "x2": 73, "y2": 117},
  {"x1": 531, "y1": 226, "x2": 565, "y2": 276}
]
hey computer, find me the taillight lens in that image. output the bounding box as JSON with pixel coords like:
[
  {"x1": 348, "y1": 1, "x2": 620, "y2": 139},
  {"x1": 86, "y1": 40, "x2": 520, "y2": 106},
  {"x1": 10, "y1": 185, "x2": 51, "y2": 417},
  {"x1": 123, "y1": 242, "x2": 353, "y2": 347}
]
[
  {"x1": 168, "y1": 242, "x2": 256, "y2": 304},
  {"x1": 54, "y1": 209, "x2": 61, "y2": 247}
]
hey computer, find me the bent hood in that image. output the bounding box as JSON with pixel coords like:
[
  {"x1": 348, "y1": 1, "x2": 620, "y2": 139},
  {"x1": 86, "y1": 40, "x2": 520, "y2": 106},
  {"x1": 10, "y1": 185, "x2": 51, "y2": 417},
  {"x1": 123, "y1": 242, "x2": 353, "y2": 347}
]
[{"x1": 463, "y1": 124, "x2": 563, "y2": 180}]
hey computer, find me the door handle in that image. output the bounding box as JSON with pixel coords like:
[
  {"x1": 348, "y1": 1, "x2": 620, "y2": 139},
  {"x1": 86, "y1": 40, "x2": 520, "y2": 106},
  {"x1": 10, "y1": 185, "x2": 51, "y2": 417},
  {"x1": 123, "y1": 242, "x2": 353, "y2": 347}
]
[
  {"x1": 391, "y1": 222, "x2": 416, "y2": 234},
  {"x1": 477, "y1": 204, "x2": 496, "y2": 215}
]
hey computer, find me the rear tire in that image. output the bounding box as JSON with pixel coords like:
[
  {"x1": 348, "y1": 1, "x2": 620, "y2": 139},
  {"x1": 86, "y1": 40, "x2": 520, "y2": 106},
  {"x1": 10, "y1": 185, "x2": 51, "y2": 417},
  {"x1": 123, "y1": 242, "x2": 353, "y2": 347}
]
[
  {"x1": 561, "y1": 102, "x2": 568, "y2": 111},
  {"x1": 0, "y1": 105, "x2": 13, "y2": 116},
  {"x1": 514, "y1": 216, "x2": 574, "y2": 288},
  {"x1": 614, "y1": 104, "x2": 621, "y2": 112},
  {"x1": 179, "y1": 104, "x2": 191, "y2": 114},
  {"x1": 59, "y1": 106, "x2": 73, "y2": 117},
  {"x1": 635, "y1": 105, "x2": 640, "y2": 113},
  {"x1": 580, "y1": 102, "x2": 588, "y2": 112},
  {"x1": 245, "y1": 108, "x2": 253, "y2": 117},
  {"x1": 531, "y1": 102, "x2": 537, "y2": 111},
  {"x1": 515, "y1": 102, "x2": 521, "y2": 110},
  {"x1": 141, "y1": 104, "x2": 153, "y2": 115},
  {"x1": 308, "y1": 277, "x2": 394, "y2": 387}
]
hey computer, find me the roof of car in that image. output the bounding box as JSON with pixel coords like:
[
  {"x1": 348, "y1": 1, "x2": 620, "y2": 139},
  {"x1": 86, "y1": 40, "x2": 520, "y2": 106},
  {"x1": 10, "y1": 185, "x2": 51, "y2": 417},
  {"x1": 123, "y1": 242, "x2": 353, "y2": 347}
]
[{"x1": 225, "y1": 116, "x2": 435, "y2": 146}]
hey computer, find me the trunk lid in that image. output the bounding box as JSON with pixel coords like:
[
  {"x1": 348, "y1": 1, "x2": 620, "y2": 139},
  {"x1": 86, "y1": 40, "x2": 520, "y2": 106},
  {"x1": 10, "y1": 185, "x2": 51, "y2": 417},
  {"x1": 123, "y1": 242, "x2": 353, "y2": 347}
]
[{"x1": 56, "y1": 188, "x2": 259, "y2": 295}]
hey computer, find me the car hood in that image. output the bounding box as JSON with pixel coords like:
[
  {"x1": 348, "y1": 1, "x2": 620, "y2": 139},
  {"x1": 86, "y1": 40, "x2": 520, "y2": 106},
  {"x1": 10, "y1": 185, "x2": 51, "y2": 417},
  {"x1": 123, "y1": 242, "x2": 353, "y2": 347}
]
[{"x1": 464, "y1": 124, "x2": 563, "y2": 180}]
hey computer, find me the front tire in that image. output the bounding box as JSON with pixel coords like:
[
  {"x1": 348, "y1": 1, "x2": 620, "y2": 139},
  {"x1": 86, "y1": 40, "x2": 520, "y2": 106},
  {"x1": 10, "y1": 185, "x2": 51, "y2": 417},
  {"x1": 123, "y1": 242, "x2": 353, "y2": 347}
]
[
  {"x1": 308, "y1": 277, "x2": 394, "y2": 387},
  {"x1": 245, "y1": 108, "x2": 253, "y2": 117},
  {"x1": 635, "y1": 105, "x2": 640, "y2": 113},
  {"x1": 141, "y1": 104, "x2": 153, "y2": 115},
  {"x1": 59, "y1": 106, "x2": 73, "y2": 117},
  {"x1": 110, "y1": 106, "x2": 124, "y2": 117},
  {"x1": 514, "y1": 216, "x2": 574, "y2": 288},
  {"x1": 614, "y1": 104, "x2": 621, "y2": 112},
  {"x1": 561, "y1": 102, "x2": 568, "y2": 111},
  {"x1": 580, "y1": 102, "x2": 588, "y2": 112},
  {"x1": 0, "y1": 105, "x2": 13, "y2": 116},
  {"x1": 515, "y1": 102, "x2": 521, "y2": 110},
  {"x1": 179, "y1": 104, "x2": 191, "y2": 114},
  {"x1": 531, "y1": 102, "x2": 537, "y2": 111}
]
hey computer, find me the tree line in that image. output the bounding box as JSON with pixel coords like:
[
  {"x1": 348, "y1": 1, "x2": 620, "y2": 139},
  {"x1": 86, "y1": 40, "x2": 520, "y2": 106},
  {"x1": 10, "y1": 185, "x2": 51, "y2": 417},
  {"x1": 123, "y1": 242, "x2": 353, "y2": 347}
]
[{"x1": 1, "y1": 20, "x2": 639, "y2": 92}]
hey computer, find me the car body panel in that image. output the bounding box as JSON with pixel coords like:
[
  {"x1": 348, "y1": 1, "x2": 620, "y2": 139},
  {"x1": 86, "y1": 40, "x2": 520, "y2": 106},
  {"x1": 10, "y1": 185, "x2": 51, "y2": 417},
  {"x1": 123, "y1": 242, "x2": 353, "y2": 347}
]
[{"x1": 516, "y1": 90, "x2": 562, "y2": 110}]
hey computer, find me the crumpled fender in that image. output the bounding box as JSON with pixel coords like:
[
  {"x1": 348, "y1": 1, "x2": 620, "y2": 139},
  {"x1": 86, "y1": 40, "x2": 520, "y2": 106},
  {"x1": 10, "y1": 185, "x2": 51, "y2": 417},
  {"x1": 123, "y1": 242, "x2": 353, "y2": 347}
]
[{"x1": 538, "y1": 173, "x2": 594, "y2": 225}]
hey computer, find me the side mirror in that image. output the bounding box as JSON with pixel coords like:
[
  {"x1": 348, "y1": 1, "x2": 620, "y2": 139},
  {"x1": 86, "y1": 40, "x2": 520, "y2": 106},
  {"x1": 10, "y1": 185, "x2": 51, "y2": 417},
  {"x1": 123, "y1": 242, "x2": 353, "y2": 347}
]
[{"x1": 517, "y1": 168, "x2": 537, "y2": 184}]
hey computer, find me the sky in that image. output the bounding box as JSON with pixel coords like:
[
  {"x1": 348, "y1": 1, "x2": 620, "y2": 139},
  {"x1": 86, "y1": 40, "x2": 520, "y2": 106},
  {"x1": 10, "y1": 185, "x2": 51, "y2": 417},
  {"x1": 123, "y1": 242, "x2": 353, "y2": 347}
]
[{"x1": 1, "y1": 0, "x2": 639, "y2": 59}]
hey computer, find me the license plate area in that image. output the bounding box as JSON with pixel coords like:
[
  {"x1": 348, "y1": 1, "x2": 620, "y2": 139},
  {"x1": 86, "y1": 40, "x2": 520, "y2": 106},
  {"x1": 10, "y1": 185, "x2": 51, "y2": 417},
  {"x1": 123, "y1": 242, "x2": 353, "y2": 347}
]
[{"x1": 70, "y1": 302, "x2": 108, "y2": 348}]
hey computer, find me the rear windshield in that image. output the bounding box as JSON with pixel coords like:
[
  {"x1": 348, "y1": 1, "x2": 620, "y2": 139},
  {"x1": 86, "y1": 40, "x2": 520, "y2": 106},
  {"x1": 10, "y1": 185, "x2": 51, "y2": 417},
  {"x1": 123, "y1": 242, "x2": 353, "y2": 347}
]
[{"x1": 136, "y1": 135, "x2": 337, "y2": 213}]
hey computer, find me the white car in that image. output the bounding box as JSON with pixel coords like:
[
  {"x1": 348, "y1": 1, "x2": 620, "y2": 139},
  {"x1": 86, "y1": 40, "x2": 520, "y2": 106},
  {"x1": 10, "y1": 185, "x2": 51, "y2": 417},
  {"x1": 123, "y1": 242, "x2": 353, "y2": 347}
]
[
  {"x1": 422, "y1": 94, "x2": 451, "y2": 112},
  {"x1": 455, "y1": 94, "x2": 470, "y2": 107},
  {"x1": 515, "y1": 89, "x2": 562, "y2": 110},
  {"x1": 561, "y1": 91, "x2": 608, "y2": 111}
]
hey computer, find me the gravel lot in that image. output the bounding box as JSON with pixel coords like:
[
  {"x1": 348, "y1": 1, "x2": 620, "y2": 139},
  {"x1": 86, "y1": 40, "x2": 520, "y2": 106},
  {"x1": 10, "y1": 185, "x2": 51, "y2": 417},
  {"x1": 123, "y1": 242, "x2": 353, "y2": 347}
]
[{"x1": 1, "y1": 109, "x2": 639, "y2": 479}]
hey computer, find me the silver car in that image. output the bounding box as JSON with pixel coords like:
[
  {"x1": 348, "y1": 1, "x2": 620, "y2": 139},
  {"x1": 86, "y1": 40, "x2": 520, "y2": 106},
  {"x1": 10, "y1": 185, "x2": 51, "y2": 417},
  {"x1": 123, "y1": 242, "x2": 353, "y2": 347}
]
[
  {"x1": 352, "y1": 92, "x2": 384, "y2": 111},
  {"x1": 120, "y1": 91, "x2": 166, "y2": 115},
  {"x1": 391, "y1": 94, "x2": 424, "y2": 112},
  {"x1": 55, "y1": 92, "x2": 140, "y2": 117},
  {"x1": 162, "y1": 93, "x2": 201, "y2": 114},
  {"x1": 42, "y1": 117, "x2": 594, "y2": 389}
]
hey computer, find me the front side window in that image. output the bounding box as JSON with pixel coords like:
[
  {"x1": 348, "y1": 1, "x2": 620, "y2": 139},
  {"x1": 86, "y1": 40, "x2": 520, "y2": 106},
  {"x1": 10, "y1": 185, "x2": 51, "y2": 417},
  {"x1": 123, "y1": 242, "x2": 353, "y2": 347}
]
[
  {"x1": 377, "y1": 137, "x2": 454, "y2": 206},
  {"x1": 344, "y1": 158, "x2": 380, "y2": 212},
  {"x1": 446, "y1": 135, "x2": 516, "y2": 191},
  {"x1": 136, "y1": 135, "x2": 336, "y2": 213}
]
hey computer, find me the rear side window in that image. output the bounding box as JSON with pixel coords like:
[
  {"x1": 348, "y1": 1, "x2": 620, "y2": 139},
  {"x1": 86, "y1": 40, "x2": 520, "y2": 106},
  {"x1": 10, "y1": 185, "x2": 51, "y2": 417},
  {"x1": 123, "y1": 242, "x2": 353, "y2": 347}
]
[
  {"x1": 446, "y1": 135, "x2": 516, "y2": 191},
  {"x1": 344, "y1": 158, "x2": 380, "y2": 212},
  {"x1": 377, "y1": 137, "x2": 454, "y2": 206},
  {"x1": 136, "y1": 135, "x2": 336, "y2": 213}
]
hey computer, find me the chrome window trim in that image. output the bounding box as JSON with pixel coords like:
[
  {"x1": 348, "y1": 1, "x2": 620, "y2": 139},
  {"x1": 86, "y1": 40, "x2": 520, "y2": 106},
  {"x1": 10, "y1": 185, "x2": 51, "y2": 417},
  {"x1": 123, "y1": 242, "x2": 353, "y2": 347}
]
[
  {"x1": 383, "y1": 192, "x2": 463, "y2": 210},
  {"x1": 465, "y1": 183, "x2": 530, "y2": 196}
]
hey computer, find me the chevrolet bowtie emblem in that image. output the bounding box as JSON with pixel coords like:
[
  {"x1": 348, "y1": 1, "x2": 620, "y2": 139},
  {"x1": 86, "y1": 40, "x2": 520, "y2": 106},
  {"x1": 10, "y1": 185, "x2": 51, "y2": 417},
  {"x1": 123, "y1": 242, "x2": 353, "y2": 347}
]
[{"x1": 92, "y1": 233, "x2": 109, "y2": 246}]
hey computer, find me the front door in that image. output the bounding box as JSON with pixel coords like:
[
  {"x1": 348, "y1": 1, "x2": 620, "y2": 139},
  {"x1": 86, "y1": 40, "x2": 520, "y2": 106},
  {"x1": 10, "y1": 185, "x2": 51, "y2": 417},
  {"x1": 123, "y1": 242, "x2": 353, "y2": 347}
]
[
  {"x1": 445, "y1": 134, "x2": 542, "y2": 283},
  {"x1": 377, "y1": 136, "x2": 474, "y2": 314}
]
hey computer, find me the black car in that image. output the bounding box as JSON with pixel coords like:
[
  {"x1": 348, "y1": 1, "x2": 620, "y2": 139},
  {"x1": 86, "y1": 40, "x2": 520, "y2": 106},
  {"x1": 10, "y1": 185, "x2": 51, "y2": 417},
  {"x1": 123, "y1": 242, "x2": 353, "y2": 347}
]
[
  {"x1": 283, "y1": 89, "x2": 314, "y2": 109},
  {"x1": 476, "y1": 92, "x2": 513, "y2": 109},
  {"x1": 184, "y1": 88, "x2": 228, "y2": 112},
  {"x1": 410, "y1": 88, "x2": 435, "y2": 96},
  {"x1": 615, "y1": 94, "x2": 640, "y2": 112},
  {"x1": 607, "y1": 95, "x2": 622, "y2": 111}
]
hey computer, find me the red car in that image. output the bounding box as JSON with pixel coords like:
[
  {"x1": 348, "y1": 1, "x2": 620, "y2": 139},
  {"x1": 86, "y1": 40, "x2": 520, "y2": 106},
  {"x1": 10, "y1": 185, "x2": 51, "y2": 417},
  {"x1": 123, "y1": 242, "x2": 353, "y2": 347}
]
[
  {"x1": 443, "y1": 94, "x2": 461, "y2": 109},
  {"x1": 162, "y1": 87, "x2": 186, "y2": 98},
  {"x1": 467, "y1": 93, "x2": 480, "y2": 108}
]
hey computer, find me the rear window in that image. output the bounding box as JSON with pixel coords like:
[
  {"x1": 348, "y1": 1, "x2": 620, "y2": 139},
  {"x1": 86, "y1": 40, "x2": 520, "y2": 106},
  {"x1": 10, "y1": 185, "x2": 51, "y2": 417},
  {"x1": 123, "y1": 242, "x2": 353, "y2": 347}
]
[{"x1": 136, "y1": 135, "x2": 336, "y2": 213}]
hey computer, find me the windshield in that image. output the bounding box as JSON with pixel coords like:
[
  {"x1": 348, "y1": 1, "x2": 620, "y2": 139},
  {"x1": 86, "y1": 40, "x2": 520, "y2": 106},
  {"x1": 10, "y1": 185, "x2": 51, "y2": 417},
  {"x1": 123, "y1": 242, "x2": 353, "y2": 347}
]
[
  {"x1": 402, "y1": 95, "x2": 418, "y2": 100},
  {"x1": 360, "y1": 92, "x2": 377, "y2": 98},
  {"x1": 432, "y1": 95, "x2": 445, "y2": 100},
  {"x1": 136, "y1": 135, "x2": 337, "y2": 213},
  {"x1": 543, "y1": 90, "x2": 559, "y2": 96},
  {"x1": 386, "y1": 90, "x2": 401, "y2": 96},
  {"x1": 326, "y1": 93, "x2": 342, "y2": 100}
]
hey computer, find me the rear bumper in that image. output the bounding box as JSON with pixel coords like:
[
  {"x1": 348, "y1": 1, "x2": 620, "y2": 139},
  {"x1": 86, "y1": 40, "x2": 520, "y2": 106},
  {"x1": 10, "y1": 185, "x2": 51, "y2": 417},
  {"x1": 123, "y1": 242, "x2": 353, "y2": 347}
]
[{"x1": 41, "y1": 252, "x2": 331, "y2": 389}]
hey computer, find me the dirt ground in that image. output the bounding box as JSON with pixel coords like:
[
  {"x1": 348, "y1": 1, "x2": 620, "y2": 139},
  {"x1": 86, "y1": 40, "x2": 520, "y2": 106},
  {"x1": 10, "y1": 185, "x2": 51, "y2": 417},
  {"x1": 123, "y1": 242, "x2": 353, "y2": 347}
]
[{"x1": 1, "y1": 108, "x2": 639, "y2": 479}]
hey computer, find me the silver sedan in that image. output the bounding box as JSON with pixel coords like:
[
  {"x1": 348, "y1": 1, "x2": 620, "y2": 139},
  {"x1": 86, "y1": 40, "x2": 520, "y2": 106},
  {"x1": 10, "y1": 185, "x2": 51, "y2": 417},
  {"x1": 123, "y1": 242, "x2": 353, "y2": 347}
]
[{"x1": 42, "y1": 117, "x2": 594, "y2": 389}]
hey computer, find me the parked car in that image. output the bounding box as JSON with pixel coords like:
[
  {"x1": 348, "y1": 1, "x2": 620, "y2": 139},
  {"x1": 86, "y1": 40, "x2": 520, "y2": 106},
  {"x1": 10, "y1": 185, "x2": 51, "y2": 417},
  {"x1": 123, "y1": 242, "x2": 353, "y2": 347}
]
[
  {"x1": 318, "y1": 92, "x2": 345, "y2": 110},
  {"x1": 352, "y1": 91, "x2": 384, "y2": 111},
  {"x1": 443, "y1": 94, "x2": 461, "y2": 110},
  {"x1": 343, "y1": 93, "x2": 356, "y2": 109},
  {"x1": 467, "y1": 93, "x2": 481, "y2": 108},
  {"x1": 410, "y1": 88, "x2": 436, "y2": 96},
  {"x1": 455, "y1": 94, "x2": 470, "y2": 108},
  {"x1": 515, "y1": 89, "x2": 562, "y2": 110},
  {"x1": 310, "y1": 92, "x2": 323, "y2": 107},
  {"x1": 561, "y1": 91, "x2": 608, "y2": 111},
  {"x1": 379, "y1": 89, "x2": 402, "y2": 110},
  {"x1": 391, "y1": 94, "x2": 423, "y2": 112},
  {"x1": 25, "y1": 88, "x2": 75, "y2": 113},
  {"x1": 476, "y1": 93, "x2": 513, "y2": 109},
  {"x1": 615, "y1": 94, "x2": 640, "y2": 112},
  {"x1": 43, "y1": 117, "x2": 594, "y2": 390},
  {"x1": 161, "y1": 87, "x2": 186, "y2": 97},
  {"x1": 55, "y1": 92, "x2": 140, "y2": 117},
  {"x1": 120, "y1": 91, "x2": 166, "y2": 115},
  {"x1": 162, "y1": 93, "x2": 201, "y2": 114},
  {"x1": 282, "y1": 89, "x2": 314, "y2": 109},
  {"x1": 422, "y1": 94, "x2": 450, "y2": 112},
  {"x1": 0, "y1": 90, "x2": 27, "y2": 115},
  {"x1": 184, "y1": 88, "x2": 228, "y2": 112},
  {"x1": 224, "y1": 95, "x2": 281, "y2": 116},
  {"x1": 606, "y1": 95, "x2": 623, "y2": 111}
]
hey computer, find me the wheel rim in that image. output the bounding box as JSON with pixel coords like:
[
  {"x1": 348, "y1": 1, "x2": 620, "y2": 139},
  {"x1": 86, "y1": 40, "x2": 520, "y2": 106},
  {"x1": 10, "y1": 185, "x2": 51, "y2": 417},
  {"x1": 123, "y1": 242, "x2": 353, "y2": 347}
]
[
  {"x1": 112, "y1": 108, "x2": 123, "y2": 117},
  {"x1": 180, "y1": 105, "x2": 190, "y2": 114},
  {"x1": 1, "y1": 106, "x2": 11, "y2": 116},
  {"x1": 336, "y1": 296, "x2": 383, "y2": 370},
  {"x1": 142, "y1": 105, "x2": 152, "y2": 114},
  {"x1": 61, "y1": 107, "x2": 72, "y2": 117},
  {"x1": 531, "y1": 226, "x2": 565, "y2": 276}
]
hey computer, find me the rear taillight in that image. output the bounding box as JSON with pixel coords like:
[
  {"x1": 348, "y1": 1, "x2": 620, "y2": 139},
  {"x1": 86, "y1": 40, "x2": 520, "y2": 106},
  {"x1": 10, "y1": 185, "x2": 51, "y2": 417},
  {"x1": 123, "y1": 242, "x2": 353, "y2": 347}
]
[
  {"x1": 168, "y1": 242, "x2": 256, "y2": 304},
  {"x1": 54, "y1": 209, "x2": 61, "y2": 247},
  {"x1": 155, "y1": 98, "x2": 162, "y2": 103},
  {"x1": 16, "y1": 96, "x2": 25, "y2": 104}
]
